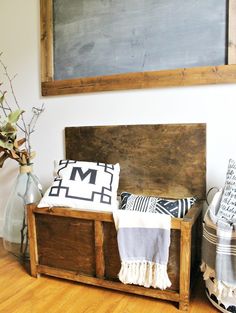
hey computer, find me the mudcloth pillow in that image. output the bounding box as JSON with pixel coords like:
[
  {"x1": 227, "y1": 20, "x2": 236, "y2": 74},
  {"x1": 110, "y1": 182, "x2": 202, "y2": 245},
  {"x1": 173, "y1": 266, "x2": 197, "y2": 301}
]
[
  {"x1": 120, "y1": 192, "x2": 196, "y2": 218},
  {"x1": 38, "y1": 160, "x2": 120, "y2": 211}
]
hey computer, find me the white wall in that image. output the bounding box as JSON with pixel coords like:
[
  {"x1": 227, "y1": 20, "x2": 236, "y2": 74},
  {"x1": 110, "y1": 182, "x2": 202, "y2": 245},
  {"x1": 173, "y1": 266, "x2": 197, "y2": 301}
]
[{"x1": 0, "y1": 0, "x2": 236, "y2": 235}]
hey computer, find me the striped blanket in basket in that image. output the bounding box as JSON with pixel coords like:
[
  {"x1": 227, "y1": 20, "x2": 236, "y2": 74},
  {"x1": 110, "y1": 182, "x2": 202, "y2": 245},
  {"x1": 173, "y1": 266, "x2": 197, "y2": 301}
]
[{"x1": 201, "y1": 207, "x2": 236, "y2": 299}]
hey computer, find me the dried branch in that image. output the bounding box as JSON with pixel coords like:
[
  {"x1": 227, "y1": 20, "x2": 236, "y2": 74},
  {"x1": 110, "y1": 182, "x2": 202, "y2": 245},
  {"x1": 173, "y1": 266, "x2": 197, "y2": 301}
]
[
  {"x1": 0, "y1": 56, "x2": 28, "y2": 135},
  {"x1": 0, "y1": 52, "x2": 44, "y2": 166}
]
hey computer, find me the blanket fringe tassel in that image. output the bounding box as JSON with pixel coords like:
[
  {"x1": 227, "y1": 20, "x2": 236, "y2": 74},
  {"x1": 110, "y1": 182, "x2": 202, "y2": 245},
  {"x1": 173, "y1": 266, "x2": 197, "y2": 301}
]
[
  {"x1": 201, "y1": 262, "x2": 236, "y2": 300},
  {"x1": 118, "y1": 261, "x2": 171, "y2": 290}
]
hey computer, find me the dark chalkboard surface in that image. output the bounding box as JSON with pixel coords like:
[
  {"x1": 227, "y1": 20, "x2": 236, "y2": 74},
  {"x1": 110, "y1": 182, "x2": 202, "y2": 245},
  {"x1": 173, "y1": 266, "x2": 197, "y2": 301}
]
[{"x1": 53, "y1": 0, "x2": 227, "y2": 80}]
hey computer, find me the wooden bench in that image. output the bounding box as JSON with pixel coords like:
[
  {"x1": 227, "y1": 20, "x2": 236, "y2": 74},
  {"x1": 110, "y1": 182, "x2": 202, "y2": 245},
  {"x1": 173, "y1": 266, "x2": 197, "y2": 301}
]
[{"x1": 27, "y1": 123, "x2": 206, "y2": 311}]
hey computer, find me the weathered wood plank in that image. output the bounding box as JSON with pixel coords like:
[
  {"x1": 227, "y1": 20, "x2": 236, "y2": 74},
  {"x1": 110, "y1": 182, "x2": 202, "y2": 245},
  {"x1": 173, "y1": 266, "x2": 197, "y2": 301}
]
[
  {"x1": 27, "y1": 204, "x2": 39, "y2": 278},
  {"x1": 36, "y1": 264, "x2": 181, "y2": 302},
  {"x1": 31, "y1": 206, "x2": 183, "y2": 229},
  {"x1": 35, "y1": 214, "x2": 96, "y2": 275},
  {"x1": 179, "y1": 222, "x2": 192, "y2": 311},
  {"x1": 65, "y1": 124, "x2": 206, "y2": 200},
  {"x1": 40, "y1": 0, "x2": 53, "y2": 82},
  {"x1": 42, "y1": 64, "x2": 236, "y2": 96},
  {"x1": 94, "y1": 221, "x2": 105, "y2": 278}
]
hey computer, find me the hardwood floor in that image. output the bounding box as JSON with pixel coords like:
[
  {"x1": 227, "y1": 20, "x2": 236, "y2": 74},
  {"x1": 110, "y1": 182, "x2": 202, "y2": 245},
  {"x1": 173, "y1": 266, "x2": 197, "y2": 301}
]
[{"x1": 0, "y1": 241, "x2": 218, "y2": 313}]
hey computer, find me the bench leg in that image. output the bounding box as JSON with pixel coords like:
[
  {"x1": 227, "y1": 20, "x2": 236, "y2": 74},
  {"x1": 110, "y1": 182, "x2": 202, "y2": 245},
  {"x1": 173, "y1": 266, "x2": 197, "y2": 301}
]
[{"x1": 179, "y1": 299, "x2": 189, "y2": 311}]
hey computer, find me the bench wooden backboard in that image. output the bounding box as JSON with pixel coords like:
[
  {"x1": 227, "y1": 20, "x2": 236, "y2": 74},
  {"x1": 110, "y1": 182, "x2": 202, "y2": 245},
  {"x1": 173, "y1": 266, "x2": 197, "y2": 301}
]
[{"x1": 65, "y1": 123, "x2": 206, "y2": 199}]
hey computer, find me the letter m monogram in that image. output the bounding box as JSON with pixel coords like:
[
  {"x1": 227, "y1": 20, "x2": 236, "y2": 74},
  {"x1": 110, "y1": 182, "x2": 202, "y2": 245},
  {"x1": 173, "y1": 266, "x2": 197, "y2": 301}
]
[{"x1": 70, "y1": 167, "x2": 97, "y2": 184}]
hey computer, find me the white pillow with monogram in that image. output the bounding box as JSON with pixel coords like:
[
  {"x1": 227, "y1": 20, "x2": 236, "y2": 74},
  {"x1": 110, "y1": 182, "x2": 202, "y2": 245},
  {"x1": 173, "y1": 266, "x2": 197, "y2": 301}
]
[{"x1": 38, "y1": 160, "x2": 120, "y2": 212}]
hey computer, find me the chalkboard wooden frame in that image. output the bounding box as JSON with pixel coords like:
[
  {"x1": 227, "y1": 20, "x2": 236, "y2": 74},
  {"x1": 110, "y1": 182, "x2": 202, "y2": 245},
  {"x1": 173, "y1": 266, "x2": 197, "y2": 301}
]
[{"x1": 40, "y1": 0, "x2": 236, "y2": 96}]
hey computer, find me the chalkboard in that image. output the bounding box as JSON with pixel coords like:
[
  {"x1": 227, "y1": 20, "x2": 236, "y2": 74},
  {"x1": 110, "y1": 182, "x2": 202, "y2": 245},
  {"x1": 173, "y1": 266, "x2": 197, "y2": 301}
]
[
  {"x1": 40, "y1": 0, "x2": 236, "y2": 95},
  {"x1": 53, "y1": 0, "x2": 227, "y2": 80}
]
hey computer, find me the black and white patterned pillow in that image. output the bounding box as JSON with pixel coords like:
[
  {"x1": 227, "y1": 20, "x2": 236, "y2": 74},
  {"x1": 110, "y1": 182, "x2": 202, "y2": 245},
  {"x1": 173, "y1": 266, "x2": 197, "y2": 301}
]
[
  {"x1": 38, "y1": 160, "x2": 120, "y2": 211},
  {"x1": 120, "y1": 192, "x2": 196, "y2": 218}
]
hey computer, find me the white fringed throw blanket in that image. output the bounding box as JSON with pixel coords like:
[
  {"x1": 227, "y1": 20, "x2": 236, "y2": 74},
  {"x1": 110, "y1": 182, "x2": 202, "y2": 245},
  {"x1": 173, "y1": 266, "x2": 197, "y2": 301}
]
[
  {"x1": 201, "y1": 207, "x2": 236, "y2": 300},
  {"x1": 113, "y1": 209, "x2": 171, "y2": 290}
]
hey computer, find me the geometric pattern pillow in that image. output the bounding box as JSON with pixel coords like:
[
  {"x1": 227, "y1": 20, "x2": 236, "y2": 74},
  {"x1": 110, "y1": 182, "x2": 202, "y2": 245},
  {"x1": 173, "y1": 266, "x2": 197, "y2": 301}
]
[
  {"x1": 120, "y1": 192, "x2": 196, "y2": 218},
  {"x1": 38, "y1": 160, "x2": 120, "y2": 212}
]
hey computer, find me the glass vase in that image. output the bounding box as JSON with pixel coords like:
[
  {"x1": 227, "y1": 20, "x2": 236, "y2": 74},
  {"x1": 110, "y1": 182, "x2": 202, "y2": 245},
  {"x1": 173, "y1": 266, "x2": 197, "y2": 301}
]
[{"x1": 2, "y1": 164, "x2": 43, "y2": 260}]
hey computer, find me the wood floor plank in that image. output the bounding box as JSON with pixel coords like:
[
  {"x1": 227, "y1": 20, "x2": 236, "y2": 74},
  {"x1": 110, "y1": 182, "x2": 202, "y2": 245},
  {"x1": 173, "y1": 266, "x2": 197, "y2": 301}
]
[{"x1": 0, "y1": 240, "x2": 218, "y2": 313}]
